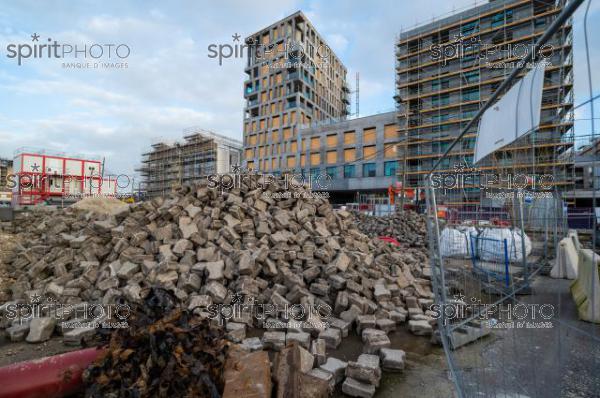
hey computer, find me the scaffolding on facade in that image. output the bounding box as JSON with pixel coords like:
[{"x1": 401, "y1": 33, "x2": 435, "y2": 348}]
[
  {"x1": 395, "y1": 0, "x2": 575, "y2": 209},
  {"x1": 136, "y1": 128, "x2": 242, "y2": 198}
]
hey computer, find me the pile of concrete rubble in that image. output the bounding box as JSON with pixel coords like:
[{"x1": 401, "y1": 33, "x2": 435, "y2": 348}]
[
  {"x1": 353, "y1": 210, "x2": 427, "y2": 248},
  {"x1": 0, "y1": 177, "x2": 435, "y2": 397}
]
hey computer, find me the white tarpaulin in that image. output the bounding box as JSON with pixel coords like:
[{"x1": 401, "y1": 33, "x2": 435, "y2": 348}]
[
  {"x1": 550, "y1": 237, "x2": 578, "y2": 279},
  {"x1": 474, "y1": 65, "x2": 546, "y2": 164}
]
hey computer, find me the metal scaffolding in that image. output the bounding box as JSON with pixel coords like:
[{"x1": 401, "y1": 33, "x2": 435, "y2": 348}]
[{"x1": 136, "y1": 128, "x2": 242, "y2": 198}]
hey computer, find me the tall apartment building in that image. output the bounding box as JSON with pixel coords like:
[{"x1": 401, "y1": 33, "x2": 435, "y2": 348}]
[
  {"x1": 243, "y1": 11, "x2": 350, "y2": 173},
  {"x1": 395, "y1": 0, "x2": 574, "y2": 205},
  {"x1": 137, "y1": 128, "x2": 242, "y2": 198}
]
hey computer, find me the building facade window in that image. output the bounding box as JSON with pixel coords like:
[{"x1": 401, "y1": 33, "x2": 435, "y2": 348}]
[
  {"x1": 384, "y1": 161, "x2": 398, "y2": 176},
  {"x1": 462, "y1": 87, "x2": 479, "y2": 101},
  {"x1": 461, "y1": 21, "x2": 479, "y2": 35},
  {"x1": 464, "y1": 70, "x2": 479, "y2": 83},
  {"x1": 344, "y1": 164, "x2": 355, "y2": 178},
  {"x1": 363, "y1": 163, "x2": 377, "y2": 177},
  {"x1": 310, "y1": 168, "x2": 320, "y2": 179},
  {"x1": 326, "y1": 166, "x2": 337, "y2": 179}
]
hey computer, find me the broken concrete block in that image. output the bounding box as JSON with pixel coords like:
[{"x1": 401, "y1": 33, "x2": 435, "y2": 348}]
[
  {"x1": 179, "y1": 218, "x2": 198, "y2": 240},
  {"x1": 263, "y1": 330, "x2": 286, "y2": 351},
  {"x1": 319, "y1": 357, "x2": 348, "y2": 384},
  {"x1": 63, "y1": 326, "x2": 96, "y2": 346},
  {"x1": 310, "y1": 338, "x2": 327, "y2": 366},
  {"x1": 286, "y1": 331, "x2": 311, "y2": 349},
  {"x1": 408, "y1": 319, "x2": 433, "y2": 336},
  {"x1": 117, "y1": 262, "x2": 139, "y2": 279},
  {"x1": 319, "y1": 327, "x2": 342, "y2": 349},
  {"x1": 226, "y1": 322, "x2": 246, "y2": 343},
  {"x1": 223, "y1": 349, "x2": 271, "y2": 398},
  {"x1": 345, "y1": 354, "x2": 381, "y2": 386},
  {"x1": 390, "y1": 309, "x2": 407, "y2": 323},
  {"x1": 197, "y1": 246, "x2": 218, "y2": 262},
  {"x1": 307, "y1": 368, "x2": 335, "y2": 392},
  {"x1": 340, "y1": 306, "x2": 361, "y2": 323},
  {"x1": 329, "y1": 274, "x2": 347, "y2": 290},
  {"x1": 240, "y1": 337, "x2": 264, "y2": 352},
  {"x1": 204, "y1": 261, "x2": 225, "y2": 280},
  {"x1": 361, "y1": 328, "x2": 391, "y2": 354},
  {"x1": 45, "y1": 282, "x2": 64, "y2": 297},
  {"x1": 26, "y1": 317, "x2": 56, "y2": 343},
  {"x1": 379, "y1": 348, "x2": 406, "y2": 371},
  {"x1": 6, "y1": 323, "x2": 29, "y2": 342},
  {"x1": 332, "y1": 251, "x2": 351, "y2": 272},
  {"x1": 156, "y1": 271, "x2": 179, "y2": 285},
  {"x1": 376, "y1": 318, "x2": 396, "y2": 333},
  {"x1": 237, "y1": 251, "x2": 255, "y2": 275},
  {"x1": 356, "y1": 314, "x2": 376, "y2": 334},
  {"x1": 97, "y1": 276, "x2": 119, "y2": 291},
  {"x1": 334, "y1": 290, "x2": 349, "y2": 314},
  {"x1": 188, "y1": 294, "x2": 212, "y2": 314},
  {"x1": 205, "y1": 281, "x2": 228, "y2": 304},
  {"x1": 298, "y1": 345, "x2": 315, "y2": 374},
  {"x1": 373, "y1": 284, "x2": 391, "y2": 302},
  {"x1": 273, "y1": 343, "x2": 324, "y2": 398},
  {"x1": 329, "y1": 317, "x2": 351, "y2": 337},
  {"x1": 342, "y1": 377, "x2": 376, "y2": 398},
  {"x1": 173, "y1": 239, "x2": 192, "y2": 256},
  {"x1": 181, "y1": 272, "x2": 201, "y2": 291}
]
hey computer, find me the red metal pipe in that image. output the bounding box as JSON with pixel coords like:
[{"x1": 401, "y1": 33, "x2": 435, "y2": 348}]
[{"x1": 0, "y1": 347, "x2": 105, "y2": 398}]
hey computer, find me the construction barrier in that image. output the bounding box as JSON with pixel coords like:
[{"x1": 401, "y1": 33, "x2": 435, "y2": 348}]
[
  {"x1": 550, "y1": 236, "x2": 578, "y2": 280},
  {"x1": 571, "y1": 249, "x2": 600, "y2": 324}
]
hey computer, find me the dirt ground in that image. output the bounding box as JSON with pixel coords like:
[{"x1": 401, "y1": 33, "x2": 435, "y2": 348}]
[
  {"x1": 329, "y1": 328, "x2": 456, "y2": 398},
  {"x1": 0, "y1": 336, "x2": 78, "y2": 367}
]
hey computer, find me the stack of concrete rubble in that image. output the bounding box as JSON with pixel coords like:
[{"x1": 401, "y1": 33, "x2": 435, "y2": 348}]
[
  {"x1": 0, "y1": 177, "x2": 434, "y2": 396},
  {"x1": 353, "y1": 209, "x2": 427, "y2": 248}
]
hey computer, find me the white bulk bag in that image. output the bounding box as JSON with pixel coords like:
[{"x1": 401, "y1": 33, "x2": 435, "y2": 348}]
[
  {"x1": 478, "y1": 228, "x2": 532, "y2": 263},
  {"x1": 440, "y1": 227, "x2": 476, "y2": 258},
  {"x1": 440, "y1": 228, "x2": 468, "y2": 258}
]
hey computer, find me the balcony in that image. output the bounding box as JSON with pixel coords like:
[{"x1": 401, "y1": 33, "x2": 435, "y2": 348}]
[{"x1": 244, "y1": 85, "x2": 260, "y2": 96}]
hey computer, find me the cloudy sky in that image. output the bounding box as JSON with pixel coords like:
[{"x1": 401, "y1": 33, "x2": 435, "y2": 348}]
[{"x1": 0, "y1": 0, "x2": 599, "y2": 178}]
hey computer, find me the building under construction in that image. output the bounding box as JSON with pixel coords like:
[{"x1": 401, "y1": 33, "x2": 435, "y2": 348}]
[
  {"x1": 395, "y1": 0, "x2": 574, "y2": 206},
  {"x1": 242, "y1": 11, "x2": 350, "y2": 173},
  {"x1": 137, "y1": 128, "x2": 242, "y2": 198}
]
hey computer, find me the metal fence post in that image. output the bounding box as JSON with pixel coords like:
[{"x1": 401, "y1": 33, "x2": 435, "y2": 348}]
[{"x1": 503, "y1": 238, "x2": 510, "y2": 288}]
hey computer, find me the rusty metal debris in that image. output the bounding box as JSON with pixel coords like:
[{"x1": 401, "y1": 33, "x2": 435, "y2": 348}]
[{"x1": 82, "y1": 288, "x2": 229, "y2": 398}]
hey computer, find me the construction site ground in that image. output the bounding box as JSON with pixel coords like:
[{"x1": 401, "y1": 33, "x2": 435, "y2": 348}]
[
  {"x1": 0, "y1": 220, "x2": 459, "y2": 397},
  {"x1": 0, "y1": 321, "x2": 457, "y2": 398},
  {"x1": 440, "y1": 257, "x2": 600, "y2": 397},
  {"x1": 2, "y1": 222, "x2": 599, "y2": 397}
]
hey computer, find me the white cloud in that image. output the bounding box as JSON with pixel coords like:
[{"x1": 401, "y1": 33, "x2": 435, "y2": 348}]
[{"x1": 0, "y1": 0, "x2": 598, "y2": 176}]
